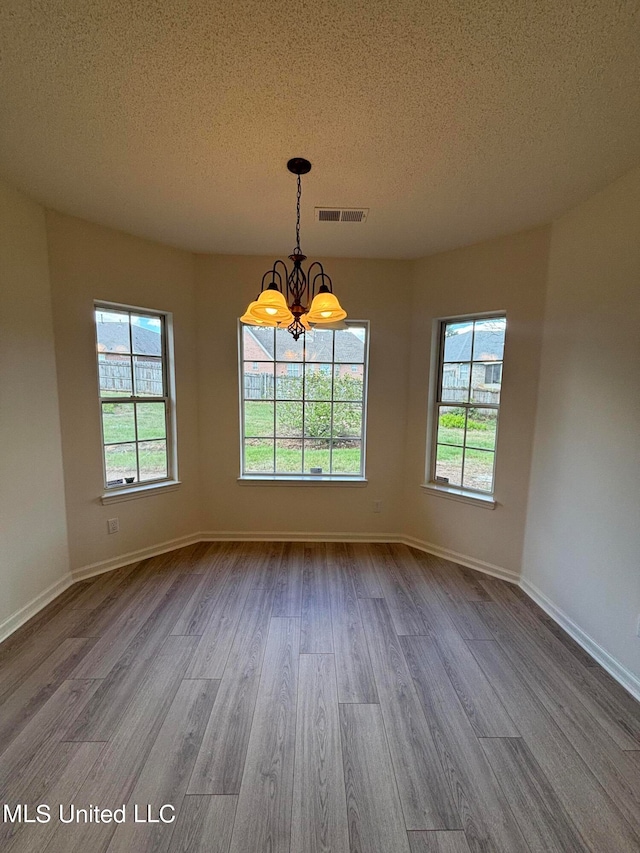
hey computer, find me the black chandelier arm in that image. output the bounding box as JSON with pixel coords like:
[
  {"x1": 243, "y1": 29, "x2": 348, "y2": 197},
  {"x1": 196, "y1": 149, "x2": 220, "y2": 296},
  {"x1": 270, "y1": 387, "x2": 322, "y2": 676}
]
[
  {"x1": 260, "y1": 264, "x2": 284, "y2": 293},
  {"x1": 271, "y1": 259, "x2": 291, "y2": 295},
  {"x1": 307, "y1": 261, "x2": 334, "y2": 295}
]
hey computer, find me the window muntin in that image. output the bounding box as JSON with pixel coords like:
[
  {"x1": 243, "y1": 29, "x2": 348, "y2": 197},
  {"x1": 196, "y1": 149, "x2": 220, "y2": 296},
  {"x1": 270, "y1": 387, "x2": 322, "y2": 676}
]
[
  {"x1": 95, "y1": 305, "x2": 173, "y2": 489},
  {"x1": 431, "y1": 315, "x2": 505, "y2": 494},
  {"x1": 240, "y1": 322, "x2": 368, "y2": 477}
]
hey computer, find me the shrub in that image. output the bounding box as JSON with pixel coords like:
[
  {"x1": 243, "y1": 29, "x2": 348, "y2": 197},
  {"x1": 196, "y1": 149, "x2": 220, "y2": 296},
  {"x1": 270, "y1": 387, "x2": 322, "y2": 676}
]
[
  {"x1": 277, "y1": 372, "x2": 363, "y2": 438},
  {"x1": 440, "y1": 411, "x2": 490, "y2": 431},
  {"x1": 439, "y1": 412, "x2": 466, "y2": 429}
]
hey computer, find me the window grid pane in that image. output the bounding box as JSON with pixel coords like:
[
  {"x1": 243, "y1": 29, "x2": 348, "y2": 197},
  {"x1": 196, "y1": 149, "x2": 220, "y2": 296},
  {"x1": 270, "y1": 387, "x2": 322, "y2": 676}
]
[
  {"x1": 244, "y1": 439, "x2": 274, "y2": 473},
  {"x1": 276, "y1": 439, "x2": 302, "y2": 473},
  {"x1": 96, "y1": 306, "x2": 171, "y2": 489},
  {"x1": 433, "y1": 315, "x2": 505, "y2": 494},
  {"x1": 138, "y1": 440, "x2": 168, "y2": 482},
  {"x1": 240, "y1": 322, "x2": 368, "y2": 477},
  {"x1": 99, "y1": 354, "x2": 133, "y2": 396},
  {"x1": 131, "y1": 314, "x2": 163, "y2": 356},
  {"x1": 105, "y1": 442, "x2": 137, "y2": 485}
]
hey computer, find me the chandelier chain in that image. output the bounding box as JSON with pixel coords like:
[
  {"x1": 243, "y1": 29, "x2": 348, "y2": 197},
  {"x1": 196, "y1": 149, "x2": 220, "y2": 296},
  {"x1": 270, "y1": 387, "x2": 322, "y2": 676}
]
[{"x1": 295, "y1": 173, "x2": 302, "y2": 252}]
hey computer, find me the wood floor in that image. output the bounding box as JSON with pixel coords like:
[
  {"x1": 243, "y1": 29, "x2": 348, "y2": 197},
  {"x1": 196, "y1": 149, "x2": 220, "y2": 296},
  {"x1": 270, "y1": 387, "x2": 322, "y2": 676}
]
[{"x1": 1, "y1": 541, "x2": 639, "y2": 853}]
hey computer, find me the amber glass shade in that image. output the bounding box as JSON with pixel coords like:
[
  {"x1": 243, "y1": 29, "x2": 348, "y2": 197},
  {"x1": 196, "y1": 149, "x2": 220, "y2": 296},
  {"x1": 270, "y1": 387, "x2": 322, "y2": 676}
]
[
  {"x1": 247, "y1": 288, "x2": 292, "y2": 323},
  {"x1": 240, "y1": 301, "x2": 278, "y2": 326},
  {"x1": 309, "y1": 318, "x2": 347, "y2": 330},
  {"x1": 306, "y1": 290, "x2": 347, "y2": 323}
]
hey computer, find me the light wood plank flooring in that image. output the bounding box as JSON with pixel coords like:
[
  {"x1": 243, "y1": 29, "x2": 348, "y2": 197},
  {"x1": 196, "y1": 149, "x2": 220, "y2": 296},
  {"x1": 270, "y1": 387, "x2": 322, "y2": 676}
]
[{"x1": 1, "y1": 541, "x2": 639, "y2": 853}]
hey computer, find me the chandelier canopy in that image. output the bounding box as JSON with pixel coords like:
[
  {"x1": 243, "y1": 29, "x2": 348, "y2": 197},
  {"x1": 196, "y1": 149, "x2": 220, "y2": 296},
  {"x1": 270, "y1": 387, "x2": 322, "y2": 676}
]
[{"x1": 240, "y1": 158, "x2": 347, "y2": 340}]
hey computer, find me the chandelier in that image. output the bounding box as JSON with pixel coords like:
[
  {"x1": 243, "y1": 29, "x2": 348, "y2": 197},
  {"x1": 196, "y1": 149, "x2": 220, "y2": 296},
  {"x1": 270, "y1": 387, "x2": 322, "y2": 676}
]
[{"x1": 240, "y1": 158, "x2": 347, "y2": 340}]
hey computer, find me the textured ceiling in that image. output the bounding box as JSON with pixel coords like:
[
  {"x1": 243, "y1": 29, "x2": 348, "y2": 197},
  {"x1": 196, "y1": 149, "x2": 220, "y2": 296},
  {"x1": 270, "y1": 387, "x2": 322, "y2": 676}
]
[{"x1": 1, "y1": 1, "x2": 639, "y2": 258}]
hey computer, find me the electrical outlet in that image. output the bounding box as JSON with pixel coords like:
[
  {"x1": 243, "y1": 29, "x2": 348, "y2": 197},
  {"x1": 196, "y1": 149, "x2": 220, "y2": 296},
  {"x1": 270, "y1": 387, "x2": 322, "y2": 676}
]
[
  {"x1": 373, "y1": 500, "x2": 382, "y2": 513},
  {"x1": 107, "y1": 517, "x2": 119, "y2": 535}
]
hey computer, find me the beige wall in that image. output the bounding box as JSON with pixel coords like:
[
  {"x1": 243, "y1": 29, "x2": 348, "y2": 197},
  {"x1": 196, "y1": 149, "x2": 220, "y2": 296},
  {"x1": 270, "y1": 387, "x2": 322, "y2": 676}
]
[
  {"x1": 402, "y1": 227, "x2": 551, "y2": 575},
  {"x1": 523, "y1": 167, "x2": 640, "y2": 679},
  {"x1": 195, "y1": 254, "x2": 411, "y2": 535},
  {"x1": 0, "y1": 180, "x2": 70, "y2": 628},
  {"x1": 46, "y1": 212, "x2": 201, "y2": 570}
]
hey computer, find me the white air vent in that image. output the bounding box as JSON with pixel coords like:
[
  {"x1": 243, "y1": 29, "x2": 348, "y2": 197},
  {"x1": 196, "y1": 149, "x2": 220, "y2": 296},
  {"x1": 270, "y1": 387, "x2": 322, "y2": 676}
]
[{"x1": 315, "y1": 207, "x2": 369, "y2": 223}]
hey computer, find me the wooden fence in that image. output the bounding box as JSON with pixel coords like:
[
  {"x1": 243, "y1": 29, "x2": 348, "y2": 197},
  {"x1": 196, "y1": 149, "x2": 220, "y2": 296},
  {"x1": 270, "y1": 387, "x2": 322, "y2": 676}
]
[
  {"x1": 442, "y1": 386, "x2": 500, "y2": 405},
  {"x1": 99, "y1": 360, "x2": 163, "y2": 396},
  {"x1": 244, "y1": 373, "x2": 275, "y2": 399}
]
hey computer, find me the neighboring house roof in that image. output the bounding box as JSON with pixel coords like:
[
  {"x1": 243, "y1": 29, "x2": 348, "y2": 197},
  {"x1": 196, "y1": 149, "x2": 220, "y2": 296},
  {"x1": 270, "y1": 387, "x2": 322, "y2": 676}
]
[
  {"x1": 96, "y1": 321, "x2": 161, "y2": 356},
  {"x1": 247, "y1": 326, "x2": 364, "y2": 363},
  {"x1": 445, "y1": 327, "x2": 504, "y2": 362},
  {"x1": 243, "y1": 329, "x2": 273, "y2": 360}
]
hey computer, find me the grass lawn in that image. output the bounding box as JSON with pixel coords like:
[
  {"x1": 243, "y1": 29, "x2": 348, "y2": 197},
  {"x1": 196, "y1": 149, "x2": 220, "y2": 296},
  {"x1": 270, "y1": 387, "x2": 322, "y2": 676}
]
[
  {"x1": 102, "y1": 403, "x2": 167, "y2": 482},
  {"x1": 244, "y1": 402, "x2": 276, "y2": 436},
  {"x1": 102, "y1": 402, "x2": 166, "y2": 443},
  {"x1": 104, "y1": 441, "x2": 167, "y2": 482},
  {"x1": 435, "y1": 438, "x2": 495, "y2": 492},
  {"x1": 437, "y1": 425, "x2": 495, "y2": 452},
  {"x1": 244, "y1": 398, "x2": 362, "y2": 474},
  {"x1": 245, "y1": 441, "x2": 361, "y2": 474}
]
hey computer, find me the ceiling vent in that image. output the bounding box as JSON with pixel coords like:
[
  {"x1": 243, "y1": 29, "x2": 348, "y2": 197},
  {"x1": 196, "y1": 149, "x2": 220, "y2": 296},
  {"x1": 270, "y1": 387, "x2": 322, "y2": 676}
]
[{"x1": 315, "y1": 207, "x2": 369, "y2": 223}]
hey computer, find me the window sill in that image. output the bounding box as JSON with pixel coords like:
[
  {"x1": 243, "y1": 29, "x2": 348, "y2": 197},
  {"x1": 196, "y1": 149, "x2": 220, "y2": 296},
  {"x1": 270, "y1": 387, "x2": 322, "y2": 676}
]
[
  {"x1": 238, "y1": 476, "x2": 368, "y2": 487},
  {"x1": 420, "y1": 482, "x2": 496, "y2": 509},
  {"x1": 100, "y1": 480, "x2": 181, "y2": 505}
]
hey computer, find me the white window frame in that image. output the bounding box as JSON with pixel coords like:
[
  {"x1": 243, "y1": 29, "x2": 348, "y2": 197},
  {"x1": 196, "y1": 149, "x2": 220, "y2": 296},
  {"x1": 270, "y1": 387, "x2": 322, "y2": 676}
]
[
  {"x1": 238, "y1": 320, "x2": 369, "y2": 482},
  {"x1": 424, "y1": 311, "x2": 505, "y2": 507},
  {"x1": 95, "y1": 301, "x2": 179, "y2": 502}
]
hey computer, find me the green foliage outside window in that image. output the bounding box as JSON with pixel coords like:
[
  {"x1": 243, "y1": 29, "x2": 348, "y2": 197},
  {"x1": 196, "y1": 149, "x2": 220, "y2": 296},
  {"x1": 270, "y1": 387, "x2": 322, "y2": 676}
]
[
  {"x1": 277, "y1": 372, "x2": 363, "y2": 438},
  {"x1": 439, "y1": 409, "x2": 491, "y2": 431}
]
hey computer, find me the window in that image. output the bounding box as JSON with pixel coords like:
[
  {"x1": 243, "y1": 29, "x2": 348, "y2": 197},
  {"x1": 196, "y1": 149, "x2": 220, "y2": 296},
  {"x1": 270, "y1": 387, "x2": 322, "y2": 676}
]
[
  {"x1": 239, "y1": 322, "x2": 369, "y2": 478},
  {"x1": 95, "y1": 304, "x2": 175, "y2": 490},
  {"x1": 429, "y1": 315, "x2": 506, "y2": 495},
  {"x1": 485, "y1": 363, "x2": 502, "y2": 384}
]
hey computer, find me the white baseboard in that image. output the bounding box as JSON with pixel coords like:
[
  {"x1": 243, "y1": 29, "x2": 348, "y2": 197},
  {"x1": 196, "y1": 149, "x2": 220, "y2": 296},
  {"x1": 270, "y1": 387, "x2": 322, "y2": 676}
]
[
  {"x1": 71, "y1": 533, "x2": 202, "y2": 582},
  {"x1": 199, "y1": 530, "x2": 397, "y2": 544},
  {"x1": 199, "y1": 532, "x2": 519, "y2": 586},
  {"x1": 520, "y1": 577, "x2": 640, "y2": 703},
  {"x1": 401, "y1": 535, "x2": 519, "y2": 583},
  {"x1": 0, "y1": 572, "x2": 73, "y2": 644},
  {"x1": 3, "y1": 530, "x2": 638, "y2": 705},
  {"x1": 67, "y1": 531, "x2": 396, "y2": 589}
]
